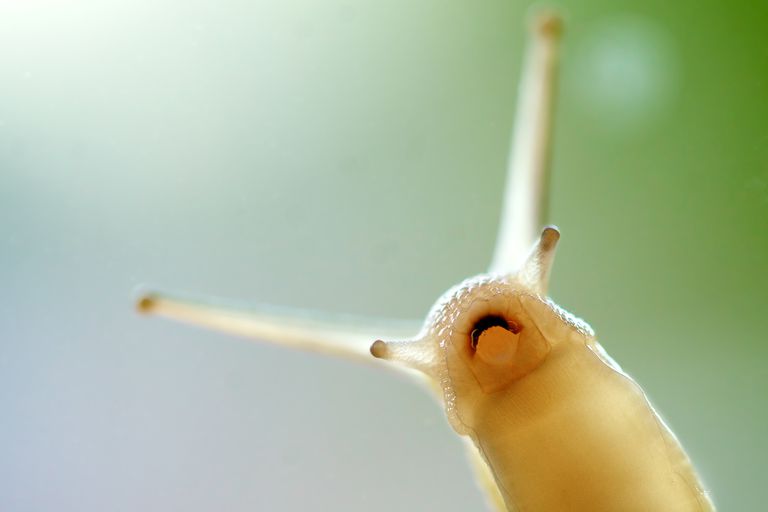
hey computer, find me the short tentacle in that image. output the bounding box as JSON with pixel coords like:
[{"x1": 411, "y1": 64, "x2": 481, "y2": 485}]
[{"x1": 517, "y1": 225, "x2": 561, "y2": 295}]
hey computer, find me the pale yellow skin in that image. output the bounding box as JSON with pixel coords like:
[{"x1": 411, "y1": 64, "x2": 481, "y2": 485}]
[
  {"x1": 374, "y1": 235, "x2": 714, "y2": 511},
  {"x1": 139, "y1": 231, "x2": 715, "y2": 512},
  {"x1": 136, "y1": 12, "x2": 716, "y2": 512}
]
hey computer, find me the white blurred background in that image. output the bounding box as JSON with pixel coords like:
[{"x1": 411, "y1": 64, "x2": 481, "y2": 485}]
[{"x1": 1, "y1": 1, "x2": 766, "y2": 510}]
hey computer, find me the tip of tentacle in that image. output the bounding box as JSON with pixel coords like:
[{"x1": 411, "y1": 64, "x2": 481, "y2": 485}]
[
  {"x1": 531, "y1": 10, "x2": 564, "y2": 40},
  {"x1": 135, "y1": 294, "x2": 157, "y2": 314},
  {"x1": 370, "y1": 339, "x2": 388, "y2": 359},
  {"x1": 369, "y1": 338, "x2": 438, "y2": 378},
  {"x1": 540, "y1": 225, "x2": 561, "y2": 250}
]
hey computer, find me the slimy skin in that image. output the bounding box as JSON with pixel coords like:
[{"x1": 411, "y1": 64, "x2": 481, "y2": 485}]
[
  {"x1": 473, "y1": 333, "x2": 708, "y2": 511},
  {"x1": 373, "y1": 228, "x2": 715, "y2": 512}
]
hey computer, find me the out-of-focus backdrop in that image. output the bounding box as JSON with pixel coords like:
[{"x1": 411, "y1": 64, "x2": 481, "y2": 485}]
[{"x1": 1, "y1": 1, "x2": 766, "y2": 511}]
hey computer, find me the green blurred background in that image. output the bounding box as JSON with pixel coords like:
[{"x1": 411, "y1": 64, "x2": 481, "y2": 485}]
[{"x1": 1, "y1": 0, "x2": 766, "y2": 510}]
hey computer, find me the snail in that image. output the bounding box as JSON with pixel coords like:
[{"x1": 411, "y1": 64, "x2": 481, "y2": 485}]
[{"x1": 137, "y1": 12, "x2": 714, "y2": 511}]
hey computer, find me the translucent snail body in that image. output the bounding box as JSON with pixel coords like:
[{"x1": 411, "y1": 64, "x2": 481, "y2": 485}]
[{"x1": 373, "y1": 228, "x2": 714, "y2": 511}]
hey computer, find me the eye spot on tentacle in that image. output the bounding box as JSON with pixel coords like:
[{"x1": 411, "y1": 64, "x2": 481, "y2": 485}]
[{"x1": 469, "y1": 315, "x2": 522, "y2": 350}]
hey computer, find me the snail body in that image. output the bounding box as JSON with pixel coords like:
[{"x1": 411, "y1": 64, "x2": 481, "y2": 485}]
[{"x1": 373, "y1": 229, "x2": 714, "y2": 511}]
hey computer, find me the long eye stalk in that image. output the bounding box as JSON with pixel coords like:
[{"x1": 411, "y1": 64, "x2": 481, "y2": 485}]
[{"x1": 489, "y1": 13, "x2": 562, "y2": 275}]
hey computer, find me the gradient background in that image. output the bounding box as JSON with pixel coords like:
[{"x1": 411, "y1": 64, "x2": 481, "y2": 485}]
[{"x1": 1, "y1": 1, "x2": 766, "y2": 510}]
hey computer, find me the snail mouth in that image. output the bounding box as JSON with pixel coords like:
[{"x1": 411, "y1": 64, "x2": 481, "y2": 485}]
[
  {"x1": 474, "y1": 325, "x2": 520, "y2": 366},
  {"x1": 470, "y1": 315, "x2": 521, "y2": 350}
]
